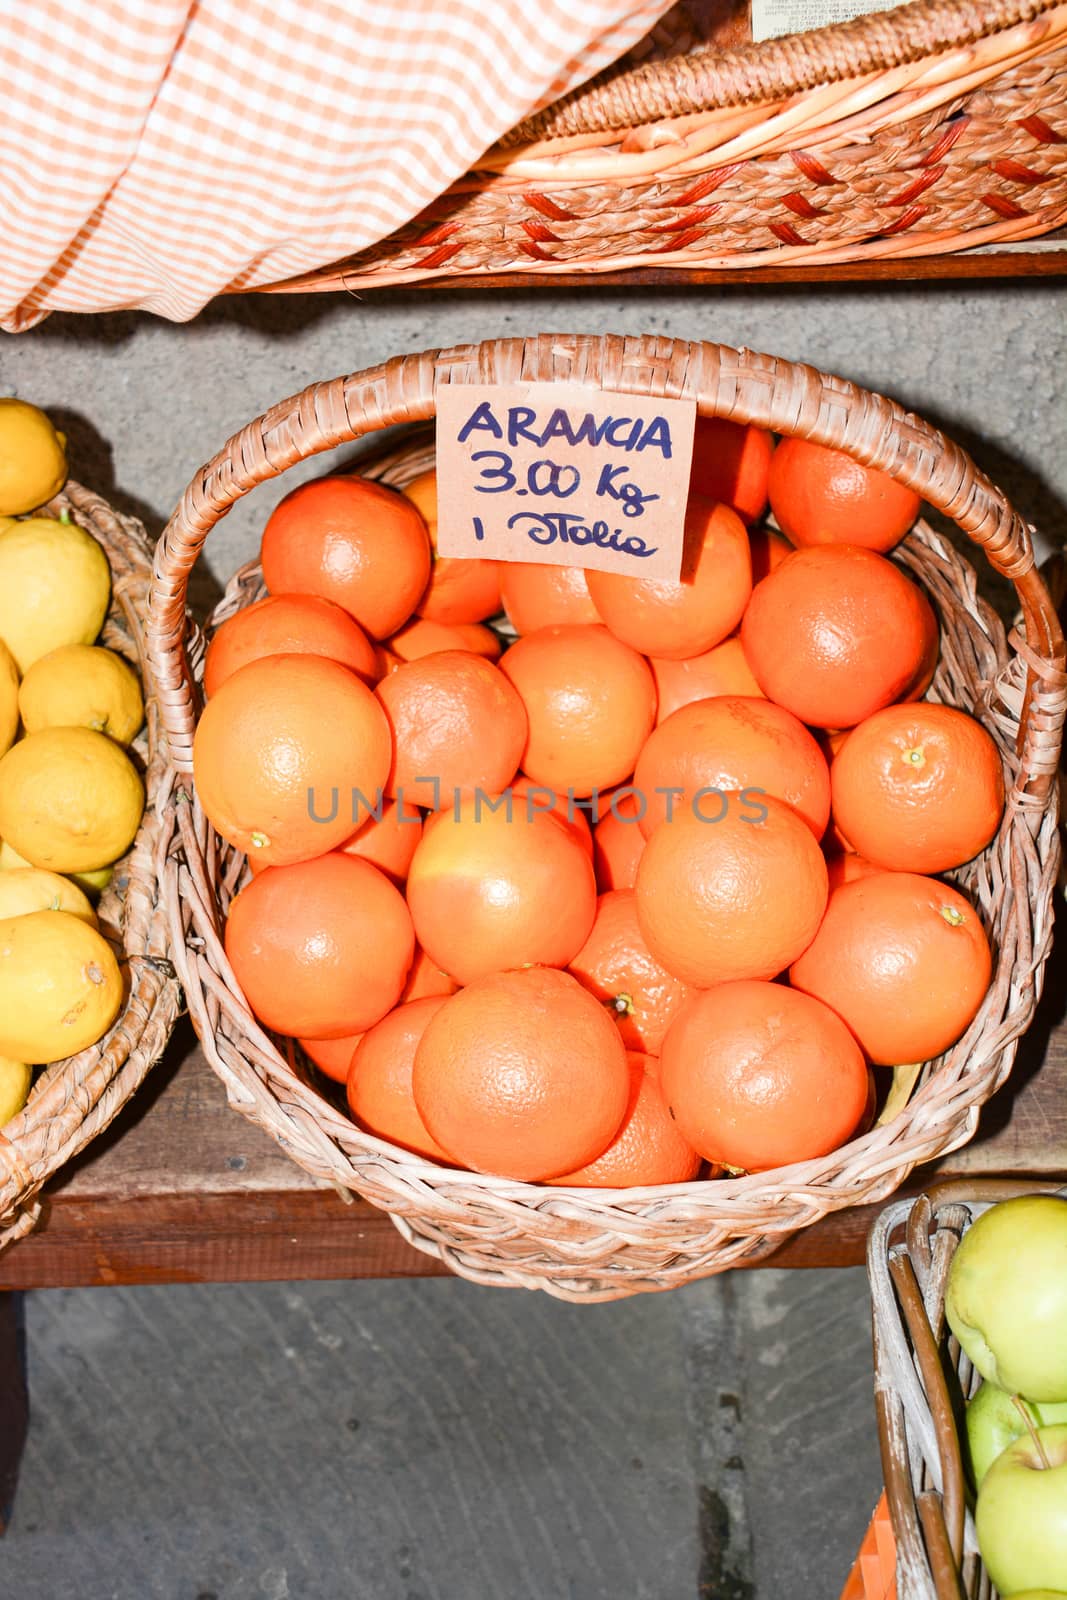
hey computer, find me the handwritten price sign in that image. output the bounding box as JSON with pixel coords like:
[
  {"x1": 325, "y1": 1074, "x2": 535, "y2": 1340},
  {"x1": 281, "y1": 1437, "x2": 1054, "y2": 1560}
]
[{"x1": 435, "y1": 382, "x2": 697, "y2": 581}]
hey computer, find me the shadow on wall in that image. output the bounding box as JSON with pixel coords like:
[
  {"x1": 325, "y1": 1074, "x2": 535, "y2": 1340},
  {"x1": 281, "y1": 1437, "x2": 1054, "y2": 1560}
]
[{"x1": 46, "y1": 406, "x2": 224, "y2": 619}]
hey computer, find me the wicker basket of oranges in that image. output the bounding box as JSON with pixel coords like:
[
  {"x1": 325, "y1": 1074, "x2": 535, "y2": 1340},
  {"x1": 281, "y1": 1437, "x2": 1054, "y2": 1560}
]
[{"x1": 145, "y1": 334, "x2": 1064, "y2": 1301}]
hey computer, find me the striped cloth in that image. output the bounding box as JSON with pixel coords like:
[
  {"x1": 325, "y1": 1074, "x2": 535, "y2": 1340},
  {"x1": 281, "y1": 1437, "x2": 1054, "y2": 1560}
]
[{"x1": 0, "y1": 0, "x2": 674, "y2": 330}]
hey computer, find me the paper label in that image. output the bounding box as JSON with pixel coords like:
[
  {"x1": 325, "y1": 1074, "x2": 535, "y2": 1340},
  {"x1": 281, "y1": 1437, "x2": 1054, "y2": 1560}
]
[
  {"x1": 751, "y1": 0, "x2": 904, "y2": 40},
  {"x1": 435, "y1": 382, "x2": 696, "y2": 582}
]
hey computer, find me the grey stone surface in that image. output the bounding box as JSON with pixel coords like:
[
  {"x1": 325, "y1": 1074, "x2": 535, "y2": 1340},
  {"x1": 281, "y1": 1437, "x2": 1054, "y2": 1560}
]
[
  {"x1": 4, "y1": 1269, "x2": 881, "y2": 1600},
  {"x1": 1, "y1": 279, "x2": 1063, "y2": 1596}
]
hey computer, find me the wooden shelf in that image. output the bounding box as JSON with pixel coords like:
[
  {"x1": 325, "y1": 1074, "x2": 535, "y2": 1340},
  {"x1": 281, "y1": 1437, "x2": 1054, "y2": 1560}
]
[{"x1": 352, "y1": 235, "x2": 1067, "y2": 293}]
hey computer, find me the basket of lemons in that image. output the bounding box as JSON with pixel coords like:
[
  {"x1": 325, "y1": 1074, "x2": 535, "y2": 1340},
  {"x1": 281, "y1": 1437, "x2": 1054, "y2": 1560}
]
[{"x1": 0, "y1": 400, "x2": 181, "y2": 1249}]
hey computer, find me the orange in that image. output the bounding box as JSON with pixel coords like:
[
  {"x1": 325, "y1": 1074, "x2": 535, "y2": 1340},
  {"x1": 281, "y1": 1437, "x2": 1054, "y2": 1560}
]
[
  {"x1": 634, "y1": 793, "x2": 828, "y2": 987},
  {"x1": 749, "y1": 527, "x2": 793, "y2": 583},
  {"x1": 203, "y1": 594, "x2": 379, "y2": 699},
  {"x1": 402, "y1": 468, "x2": 503, "y2": 625},
  {"x1": 634, "y1": 695, "x2": 830, "y2": 840},
  {"x1": 225, "y1": 852, "x2": 414, "y2": 1038},
  {"x1": 830, "y1": 702, "x2": 1004, "y2": 873},
  {"x1": 401, "y1": 945, "x2": 458, "y2": 1002},
  {"x1": 592, "y1": 789, "x2": 646, "y2": 891},
  {"x1": 825, "y1": 852, "x2": 882, "y2": 891},
  {"x1": 500, "y1": 562, "x2": 600, "y2": 634},
  {"x1": 789, "y1": 872, "x2": 992, "y2": 1065},
  {"x1": 511, "y1": 775, "x2": 593, "y2": 857},
  {"x1": 650, "y1": 637, "x2": 764, "y2": 724},
  {"x1": 387, "y1": 617, "x2": 502, "y2": 663},
  {"x1": 568, "y1": 889, "x2": 695, "y2": 1054},
  {"x1": 689, "y1": 417, "x2": 774, "y2": 525},
  {"x1": 411, "y1": 967, "x2": 629, "y2": 1181},
  {"x1": 193, "y1": 654, "x2": 392, "y2": 867},
  {"x1": 407, "y1": 803, "x2": 597, "y2": 985},
  {"x1": 901, "y1": 589, "x2": 939, "y2": 702},
  {"x1": 500, "y1": 624, "x2": 656, "y2": 797},
  {"x1": 300, "y1": 1032, "x2": 363, "y2": 1084},
  {"x1": 261, "y1": 474, "x2": 431, "y2": 639},
  {"x1": 347, "y1": 997, "x2": 453, "y2": 1162},
  {"x1": 659, "y1": 980, "x2": 869, "y2": 1171},
  {"x1": 768, "y1": 437, "x2": 921, "y2": 553},
  {"x1": 551, "y1": 1052, "x2": 701, "y2": 1188},
  {"x1": 375, "y1": 650, "x2": 527, "y2": 810},
  {"x1": 587, "y1": 495, "x2": 751, "y2": 659},
  {"x1": 740, "y1": 545, "x2": 929, "y2": 728},
  {"x1": 341, "y1": 797, "x2": 423, "y2": 884}
]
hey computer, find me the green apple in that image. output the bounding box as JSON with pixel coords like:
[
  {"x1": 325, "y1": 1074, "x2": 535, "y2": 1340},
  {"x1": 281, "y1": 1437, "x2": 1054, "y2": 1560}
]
[
  {"x1": 976, "y1": 1424, "x2": 1067, "y2": 1595},
  {"x1": 1003, "y1": 1593, "x2": 1067, "y2": 1599},
  {"x1": 967, "y1": 1382, "x2": 1067, "y2": 1486},
  {"x1": 945, "y1": 1195, "x2": 1067, "y2": 1402}
]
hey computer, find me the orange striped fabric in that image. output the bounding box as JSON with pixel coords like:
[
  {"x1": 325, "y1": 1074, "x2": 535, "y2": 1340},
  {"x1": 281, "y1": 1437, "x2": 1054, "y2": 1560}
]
[{"x1": 0, "y1": 0, "x2": 674, "y2": 330}]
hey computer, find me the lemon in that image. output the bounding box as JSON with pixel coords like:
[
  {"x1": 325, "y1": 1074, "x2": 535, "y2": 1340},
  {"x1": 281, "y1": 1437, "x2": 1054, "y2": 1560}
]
[
  {"x1": 0, "y1": 727, "x2": 143, "y2": 873},
  {"x1": 19, "y1": 644, "x2": 143, "y2": 744},
  {"x1": 68, "y1": 864, "x2": 115, "y2": 897},
  {"x1": 0, "y1": 1056, "x2": 31, "y2": 1126},
  {"x1": 0, "y1": 639, "x2": 17, "y2": 757},
  {"x1": 0, "y1": 400, "x2": 68, "y2": 516},
  {"x1": 0, "y1": 839, "x2": 112, "y2": 899},
  {"x1": 0, "y1": 910, "x2": 122, "y2": 1063},
  {"x1": 0, "y1": 516, "x2": 110, "y2": 673},
  {"x1": 0, "y1": 838, "x2": 32, "y2": 871},
  {"x1": 0, "y1": 867, "x2": 97, "y2": 926}
]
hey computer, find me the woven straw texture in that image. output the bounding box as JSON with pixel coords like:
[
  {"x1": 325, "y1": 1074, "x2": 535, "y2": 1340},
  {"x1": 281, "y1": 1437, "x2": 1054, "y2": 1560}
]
[
  {"x1": 0, "y1": 483, "x2": 183, "y2": 1252},
  {"x1": 265, "y1": 0, "x2": 1067, "y2": 290},
  {"x1": 145, "y1": 334, "x2": 1065, "y2": 1302},
  {"x1": 869, "y1": 1179, "x2": 1067, "y2": 1598}
]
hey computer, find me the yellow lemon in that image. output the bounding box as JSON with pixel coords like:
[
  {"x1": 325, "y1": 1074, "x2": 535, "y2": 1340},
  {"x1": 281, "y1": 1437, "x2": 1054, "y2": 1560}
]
[
  {"x1": 0, "y1": 399, "x2": 68, "y2": 515},
  {"x1": 0, "y1": 838, "x2": 32, "y2": 871},
  {"x1": 0, "y1": 639, "x2": 17, "y2": 757},
  {"x1": 0, "y1": 867, "x2": 97, "y2": 926},
  {"x1": 0, "y1": 911, "x2": 122, "y2": 1063},
  {"x1": 67, "y1": 864, "x2": 115, "y2": 897},
  {"x1": 5, "y1": 833, "x2": 114, "y2": 898},
  {"x1": 0, "y1": 1056, "x2": 32, "y2": 1126},
  {"x1": 0, "y1": 517, "x2": 110, "y2": 673},
  {"x1": 0, "y1": 727, "x2": 143, "y2": 873},
  {"x1": 19, "y1": 644, "x2": 143, "y2": 744}
]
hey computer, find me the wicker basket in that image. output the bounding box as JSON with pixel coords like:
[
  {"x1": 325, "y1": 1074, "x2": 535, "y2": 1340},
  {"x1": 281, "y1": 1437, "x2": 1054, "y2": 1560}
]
[
  {"x1": 868, "y1": 1177, "x2": 1067, "y2": 1599},
  {"x1": 261, "y1": 0, "x2": 1067, "y2": 291},
  {"x1": 0, "y1": 483, "x2": 183, "y2": 1252},
  {"x1": 145, "y1": 333, "x2": 1065, "y2": 1302}
]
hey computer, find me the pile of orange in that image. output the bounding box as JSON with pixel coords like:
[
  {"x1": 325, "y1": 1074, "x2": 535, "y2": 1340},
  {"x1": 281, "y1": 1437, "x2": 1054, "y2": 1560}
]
[{"x1": 195, "y1": 422, "x2": 1003, "y2": 1187}]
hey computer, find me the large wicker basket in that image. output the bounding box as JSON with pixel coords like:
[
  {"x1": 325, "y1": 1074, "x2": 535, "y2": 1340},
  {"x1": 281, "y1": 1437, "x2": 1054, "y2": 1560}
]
[
  {"x1": 868, "y1": 1177, "x2": 1067, "y2": 1598},
  {"x1": 0, "y1": 483, "x2": 182, "y2": 1253},
  {"x1": 262, "y1": 0, "x2": 1067, "y2": 291},
  {"x1": 145, "y1": 333, "x2": 1064, "y2": 1302}
]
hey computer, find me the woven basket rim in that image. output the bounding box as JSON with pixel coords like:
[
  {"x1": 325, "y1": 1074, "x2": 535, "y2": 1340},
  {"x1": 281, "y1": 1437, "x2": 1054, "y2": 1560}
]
[
  {"x1": 255, "y1": 7, "x2": 1067, "y2": 296},
  {"x1": 144, "y1": 334, "x2": 1066, "y2": 1297},
  {"x1": 505, "y1": 0, "x2": 1067, "y2": 140},
  {"x1": 0, "y1": 480, "x2": 183, "y2": 1250}
]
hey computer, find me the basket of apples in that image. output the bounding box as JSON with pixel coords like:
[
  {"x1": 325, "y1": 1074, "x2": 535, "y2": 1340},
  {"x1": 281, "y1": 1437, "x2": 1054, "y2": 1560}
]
[{"x1": 868, "y1": 1180, "x2": 1067, "y2": 1599}]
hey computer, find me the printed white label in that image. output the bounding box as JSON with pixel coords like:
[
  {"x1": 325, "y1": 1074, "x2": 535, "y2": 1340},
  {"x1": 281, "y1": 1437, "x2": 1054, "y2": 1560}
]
[{"x1": 752, "y1": 0, "x2": 907, "y2": 42}]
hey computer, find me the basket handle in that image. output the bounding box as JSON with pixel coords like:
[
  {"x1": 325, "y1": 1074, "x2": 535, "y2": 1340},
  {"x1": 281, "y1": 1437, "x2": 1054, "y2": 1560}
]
[
  {"x1": 503, "y1": 0, "x2": 1065, "y2": 141},
  {"x1": 146, "y1": 334, "x2": 1065, "y2": 788}
]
